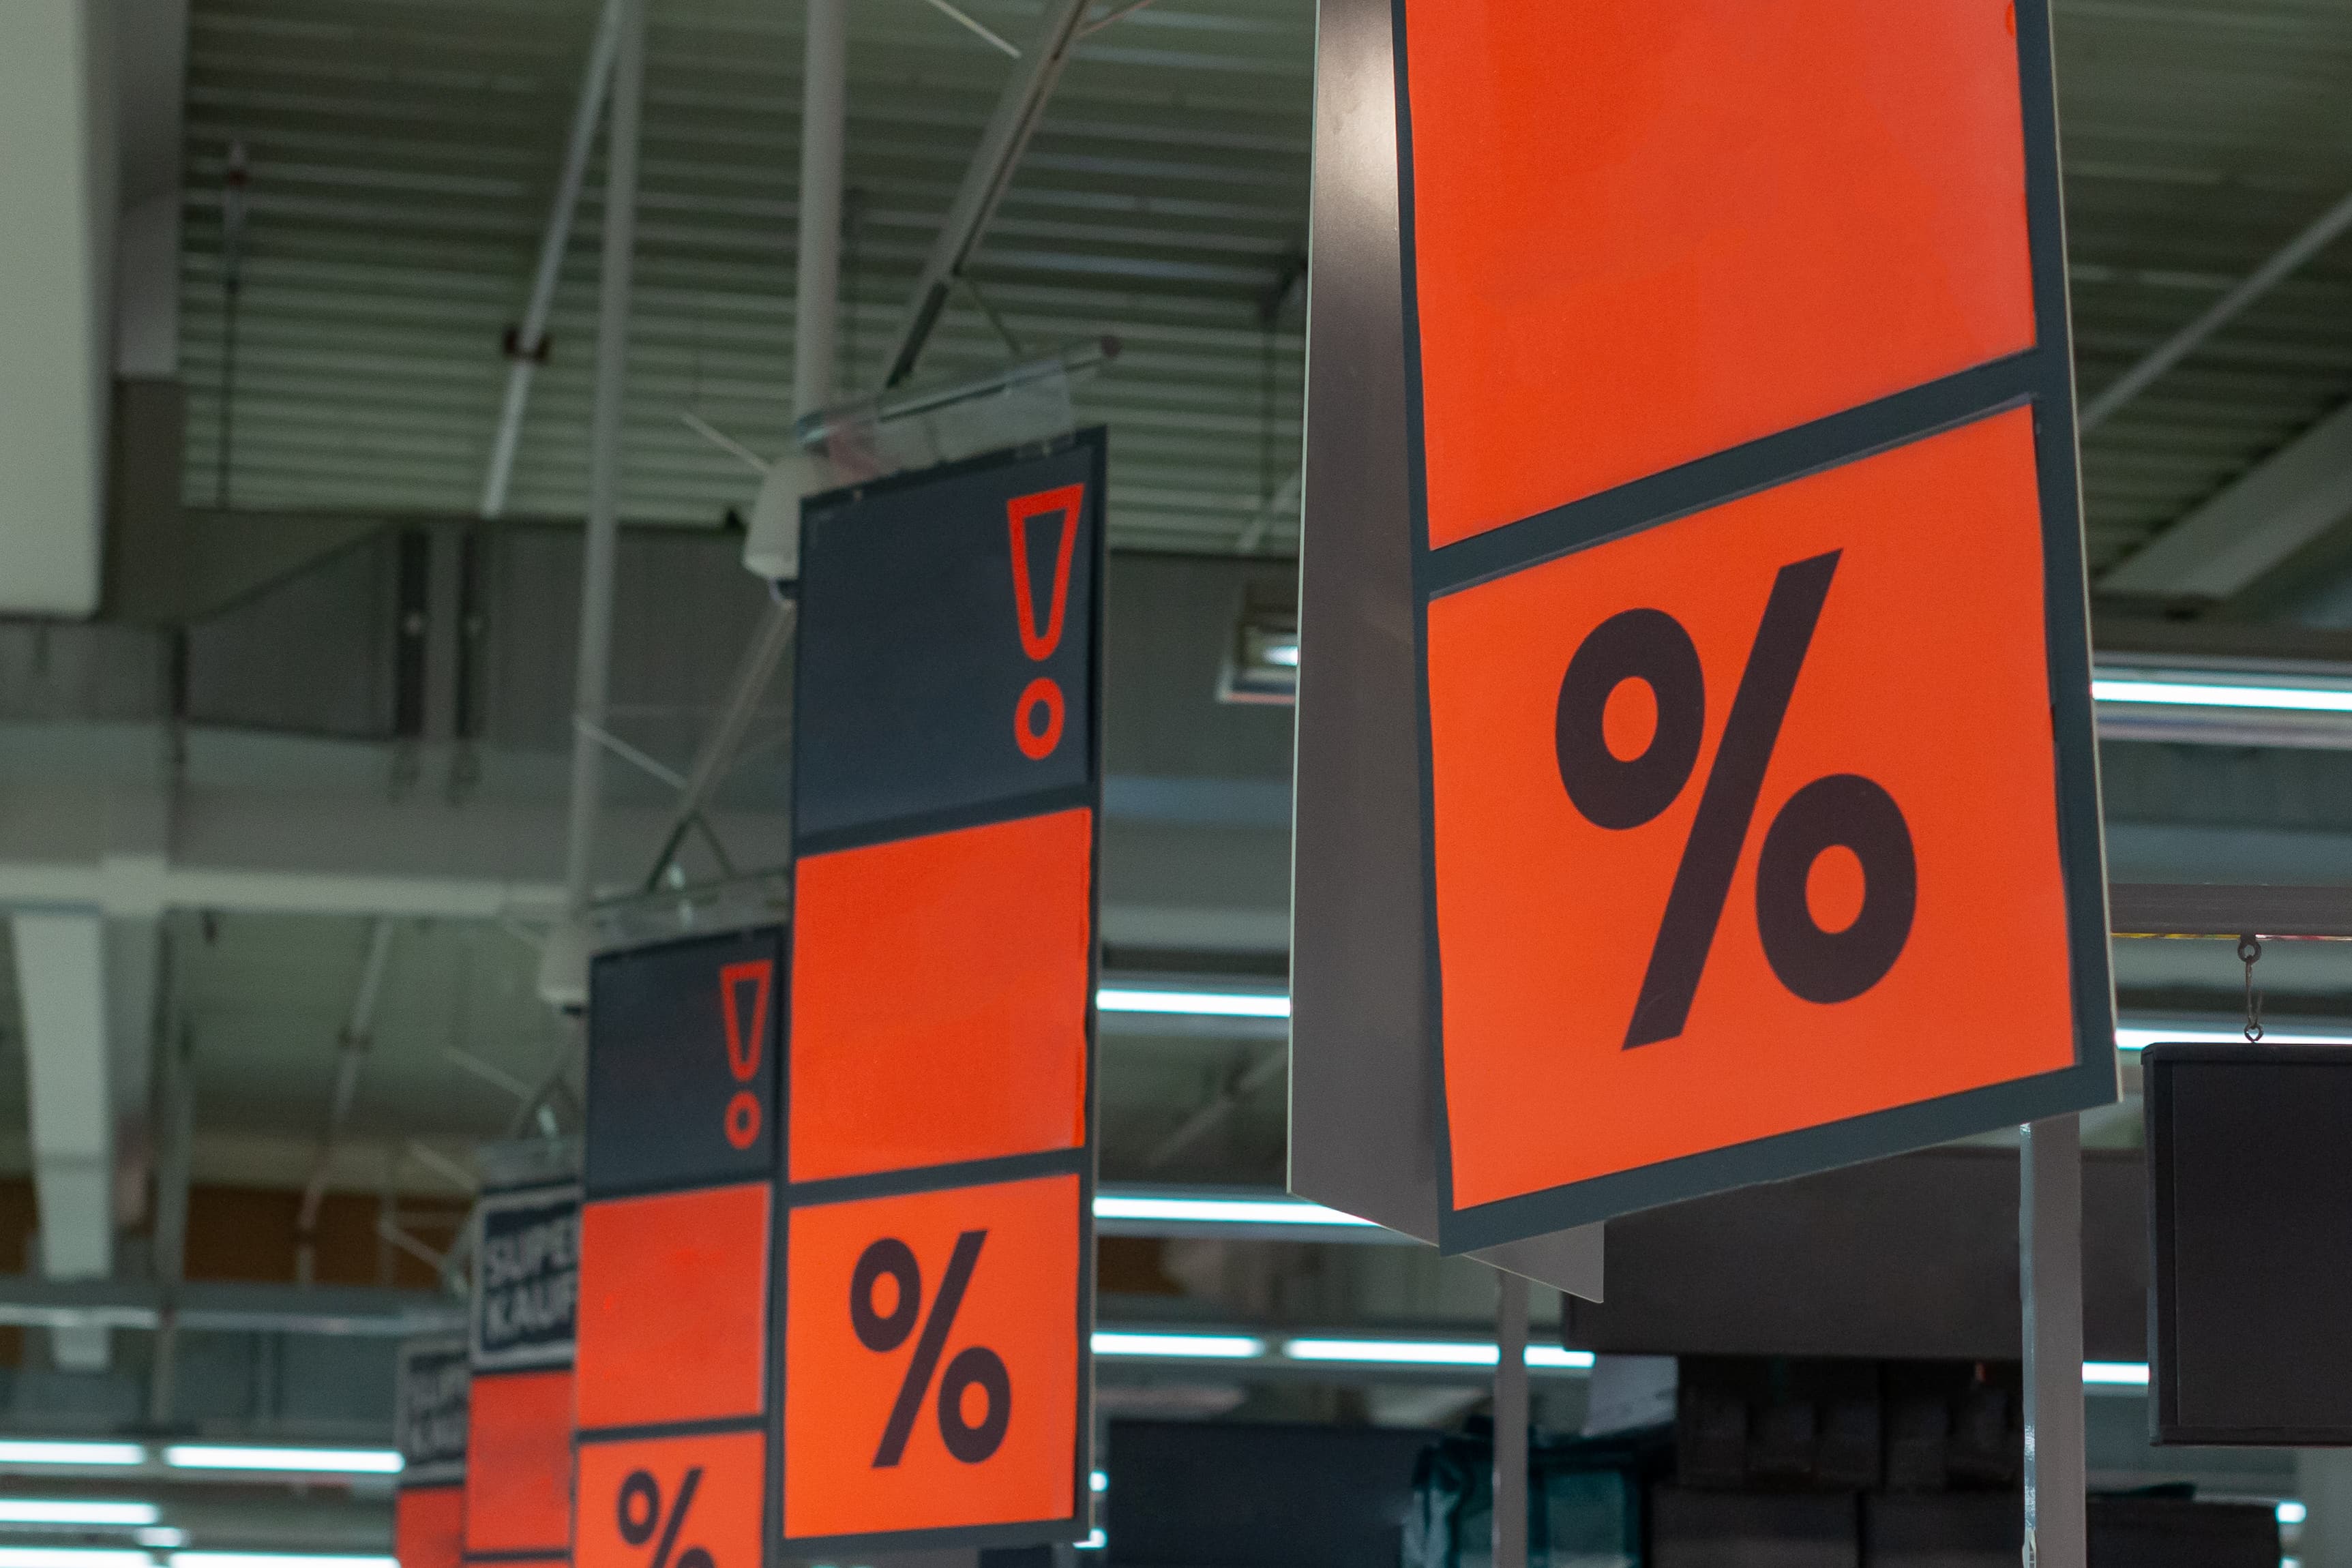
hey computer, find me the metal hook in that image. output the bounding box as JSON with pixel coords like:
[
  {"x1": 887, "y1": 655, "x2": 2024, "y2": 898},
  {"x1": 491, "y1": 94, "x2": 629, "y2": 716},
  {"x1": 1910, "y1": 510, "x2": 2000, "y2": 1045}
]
[{"x1": 2239, "y1": 934, "x2": 2264, "y2": 1042}]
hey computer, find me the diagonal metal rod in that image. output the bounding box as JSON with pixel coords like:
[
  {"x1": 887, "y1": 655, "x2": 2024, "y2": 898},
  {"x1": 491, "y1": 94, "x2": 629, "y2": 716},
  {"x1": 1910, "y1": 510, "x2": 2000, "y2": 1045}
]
[
  {"x1": 479, "y1": 0, "x2": 625, "y2": 519},
  {"x1": 642, "y1": 594, "x2": 797, "y2": 891},
  {"x1": 1147, "y1": 1046, "x2": 1287, "y2": 1169},
  {"x1": 1080, "y1": 0, "x2": 1158, "y2": 35},
  {"x1": 1235, "y1": 466, "x2": 1302, "y2": 555},
  {"x1": 295, "y1": 918, "x2": 398, "y2": 1282},
  {"x1": 881, "y1": 0, "x2": 1093, "y2": 388},
  {"x1": 2081, "y1": 186, "x2": 2352, "y2": 432},
  {"x1": 923, "y1": 0, "x2": 1021, "y2": 57}
]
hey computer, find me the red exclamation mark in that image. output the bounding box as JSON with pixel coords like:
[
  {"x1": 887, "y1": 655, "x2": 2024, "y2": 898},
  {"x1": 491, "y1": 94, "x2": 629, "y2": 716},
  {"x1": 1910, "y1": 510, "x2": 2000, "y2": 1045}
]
[
  {"x1": 719, "y1": 959, "x2": 772, "y2": 1150},
  {"x1": 1008, "y1": 484, "x2": 1084, "y2": 761}
]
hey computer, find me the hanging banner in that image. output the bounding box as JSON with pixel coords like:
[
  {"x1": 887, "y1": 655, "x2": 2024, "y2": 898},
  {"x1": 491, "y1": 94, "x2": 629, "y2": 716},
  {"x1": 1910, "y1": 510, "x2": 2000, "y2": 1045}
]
[
  {"x1": 574, "y1": 432, "x2": 1104, "y2": 1565},
  {"x1": 576, "y1": 927, "x2": 782, "y2": 1568},
  {"x1": 395, "y1": 1338, "x2": 468, "y2": 1568},
  {"x1": 784, "y1": 430, "x2": 1101, "y2": 1554},
  {"x1": 465, "y1": 1164, "x2": 580, "y2": 1568},
  {"x1": 1292, "y1": 0, "x2": 2115, "y2": 1254}
]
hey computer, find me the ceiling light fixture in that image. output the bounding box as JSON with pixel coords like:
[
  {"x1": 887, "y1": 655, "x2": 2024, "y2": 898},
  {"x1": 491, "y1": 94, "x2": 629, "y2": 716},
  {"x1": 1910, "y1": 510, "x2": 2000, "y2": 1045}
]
[
  {"x1": 2117, "y1": 1025, "x2": 2352, "y2": 1053},
  {"x1": 0, "y1": 1505, "x2": 158, "y2": 1527},
  {"x1": 2093, "y1": 676, "x2": 2352, "y2": 714},
  {"x1": 1091, "y1": 1331, "x2": 1266, "y2": 1360},
  {"x1": 0, "y1": 1443, "x2": 144, "y2": 1468},
  {"x1": 1217, "y1": 584, "x2": 1300, "y2": 705},
  {"x1": 1283, "y1": 1338, "x2": 1503, "y2": 1366},
  {"x1": 1095, "y1": 988, "x2": 1288, "y2": 1019},
  {"x1": 161, "y1": 1447, "x2": 401, "y2": 1476},
  {"x1": 2082, "y1": 1361, "x2": 2150, "y2": 1387},
  {"x1": 1093, "y1": 1193, "x2": 1375, "y2": 1230}
]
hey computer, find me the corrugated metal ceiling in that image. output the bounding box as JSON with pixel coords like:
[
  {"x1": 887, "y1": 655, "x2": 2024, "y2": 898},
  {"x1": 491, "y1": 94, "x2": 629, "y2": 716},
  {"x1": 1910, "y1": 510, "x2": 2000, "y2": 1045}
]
[
  {"x1": 177, "y1": 0, "x2": 2352, "y2": 580},
  {"x1": 178, "y1": 0, "x2": 1310, "y2": 552}
]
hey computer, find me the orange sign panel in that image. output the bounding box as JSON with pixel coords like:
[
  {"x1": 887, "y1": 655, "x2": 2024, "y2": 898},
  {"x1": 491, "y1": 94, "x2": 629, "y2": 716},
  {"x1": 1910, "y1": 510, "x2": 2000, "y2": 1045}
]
[
  {"x1": 576, "y1": 1431, "x2": 766, "y2": 1568},
  {"x1": 575, "y1": 1183, "x2": 769, "y2": 1432},
  {"x1": 789, "y1": 808, "x2": 1092, "y2": 1184},
  {"x1": 1428, "y1": 409, "x2": 2079, "y2": 1211},
  {"x1": 462, "y1": 1370, "x2": 574, "y2": 1558},
  {"x1": 396, "y1": 1487, "x2": 464, "y2": 1568},
  {"x1": 781, "y1": 1173, "x2": 1082, "y2": 1543},
  {"x1": 1401, "y1": 0, "x2": 2036, "y2": 545}
]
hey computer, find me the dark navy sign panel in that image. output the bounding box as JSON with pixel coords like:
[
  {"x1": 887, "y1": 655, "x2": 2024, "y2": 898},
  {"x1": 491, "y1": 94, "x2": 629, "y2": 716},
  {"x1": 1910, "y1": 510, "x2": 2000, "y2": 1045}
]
[
  {"x1": 586, "y1": 926, "x2": 784, "y2": 1199},
  {"x1": 471, "y1": 1183, "x2": 580, "y2": 1370},
  {"x1": 396, "y1": 1338, "x2": 471, "y2": 1485},
  {"x1": 794, "y1": 432, "x2": 1105, "y2": 850}
]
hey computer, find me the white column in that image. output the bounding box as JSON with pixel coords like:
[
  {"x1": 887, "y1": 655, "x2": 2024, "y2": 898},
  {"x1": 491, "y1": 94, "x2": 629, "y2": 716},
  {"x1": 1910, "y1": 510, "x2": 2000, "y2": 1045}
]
[{"x1": 14, "y1": 912, "x2": 116, "y2": 1370}]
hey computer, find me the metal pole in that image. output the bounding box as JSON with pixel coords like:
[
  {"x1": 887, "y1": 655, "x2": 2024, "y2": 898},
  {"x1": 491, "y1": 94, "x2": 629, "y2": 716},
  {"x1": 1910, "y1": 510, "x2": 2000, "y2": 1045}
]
[
  {"x1": 793, "y1": 0, "x2": 847, "y2": 419},
  {"x1": 144, "y1": 1023, "x2": 193, "y2": 1426},
  {"x1": 2022, "y1": 1116, "x2": 2086, "y2": 1568},
  {"x1": 2081, "y1": 186, "x2": 2352, "y2": 432},
  {"x1": 1493, "y1": 1269, "x2": 1529, "y2": 1568},
  {"x1": 295, "y1": 918, "x2": 396, "y2": 1284},
  {"x1": 479, "y1": 0, "x2": 626, "y2": 519},
  {"x1": 880, "y1": 0, "x2": 1092, "y2": 388},
  {"x1": 560, "y1": 0, "x2": 646, "y2": 920}
]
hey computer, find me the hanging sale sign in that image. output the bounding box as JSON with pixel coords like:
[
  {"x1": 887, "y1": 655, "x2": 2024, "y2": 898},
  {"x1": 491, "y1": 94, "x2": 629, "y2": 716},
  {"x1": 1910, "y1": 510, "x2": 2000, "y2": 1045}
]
[
  {"x1": 574, "y1": 432, "x2": 1104, "y2": 1566},
  {"x1": 464, "y1": 1163, "x2": 579, "y2": 1568},
  {"x1": 394, "y1": 1338, "x2": 468, "y2": 1568},
  {"x1": 1292, "y1": 0, "x2": 2115, "y2": 1253},
  {"x1": 577, "y1": 927, "x2": 781, "y2": 1568},
  {"x1": 782, "y1": 432, "x2": 1101, "y2": 1554}
]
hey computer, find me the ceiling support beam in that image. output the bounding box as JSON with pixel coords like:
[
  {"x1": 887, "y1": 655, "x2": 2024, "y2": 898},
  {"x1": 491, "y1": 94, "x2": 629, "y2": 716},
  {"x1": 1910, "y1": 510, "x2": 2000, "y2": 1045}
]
[
  {"x1": 880, "y1": 0, "x2": 1092, "y2": 389},
  {"x1": 477, "y1": 0, "x2": 624, "y2": 521},
  {"x1": 2081, "y1": 187, "x2": 2352, "y2": 433},
  {"x1": 12, "y1": 912, "x2": 118, "y2": 1370},
  {"x1": 545, "y1": 0, "x2": 646, "y2": 1009},
  {"x1": 2099, "y1": 395, "x2": 2352, "y2": 600}
]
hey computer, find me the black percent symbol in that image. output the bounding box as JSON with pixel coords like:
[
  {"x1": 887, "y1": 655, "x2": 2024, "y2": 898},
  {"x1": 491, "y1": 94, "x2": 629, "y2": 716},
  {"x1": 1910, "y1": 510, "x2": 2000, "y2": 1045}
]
[
  {"x1": 1554, "y1": 549, "x2": 1917, "y2": 1049},
  {"x1": 851, "y1": 1231, "x2": 1011, "y2": 1468},
  {"x1": 616, "y1": 1466, "x2": 711, "y2": 1568}
]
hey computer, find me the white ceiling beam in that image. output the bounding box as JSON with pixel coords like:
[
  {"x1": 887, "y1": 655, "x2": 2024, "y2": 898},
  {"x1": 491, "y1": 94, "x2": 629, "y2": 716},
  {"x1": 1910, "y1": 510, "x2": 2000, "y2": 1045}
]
[
  {"x1": 0, "y1": 1, "x2": 115, "y2": 614},
  {"x1": 12, "y1": 912, "x2": 116, "y2": 1370},
  {"x1": 2100, "y1": 396, "x2": 2352, "y2": 601}
]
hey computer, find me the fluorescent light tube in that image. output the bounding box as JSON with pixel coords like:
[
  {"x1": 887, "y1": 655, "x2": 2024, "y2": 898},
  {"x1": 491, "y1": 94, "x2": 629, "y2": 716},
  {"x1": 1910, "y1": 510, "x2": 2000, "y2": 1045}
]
[
  {"x1": 1096, "y1": 988, "x2": 1289, "y2": 1019},
  {"x1": 1091, "y1": 1331, "x2": 1266, "y2": 1359},
  {"x1": 1090, "y1": 1469, "x2": 1107, "y2": 1493},
  {"x1": 1526, "y1": 1346, "x2": 1596, "y2": 1370},
  {"x1": 1080, "y1": 1530, "x2": 1107, "y2": 1550},
  {"x1": 0, "y1": 1551, "x2": 155, "y2": 1568},
  {"x1": 1093, "y1": 1194, "x2": 1376, "y2": 1228},
  {"x1": 162, "y1": 1447, "x2": 401, "y2": 1475},
  {"x1": 133, "y1": 1534, "x2": 183, "y2": 1552},
  {"x1": 1264, "y1": 642, "x2": 1299, "y2": 667},
  {"x1": 0, "y1": 1443, "x2": 144, "y2": 1467},
  {"x1": 0, "y1": 1505, "x2": 158, "y2": 1526},
  {"x1": 2117, "y1": 1025, "x2": 2352, "y2": 1053},
  {"x1": 1285, "y1": 1338, "x2": 1500, "y2": 1366},
  {"x1": 2094, "y1": 678, "x2": 2352, "y2": 714},
  {"x1": 2082, "y1": 1361, "x2": 2149, "y2": 1387},
  {"x1": 2280, "y1": 1501, "x2": 2309, "y2": 1526}
]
